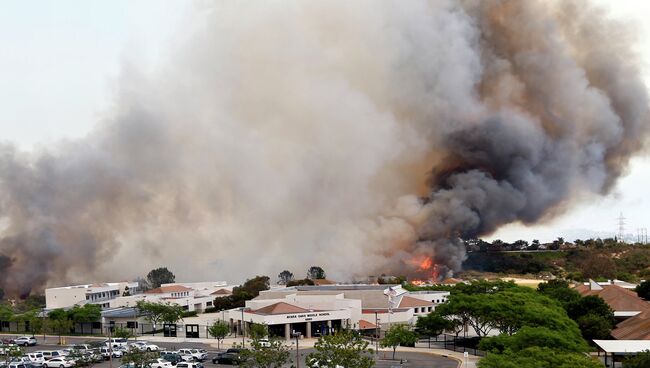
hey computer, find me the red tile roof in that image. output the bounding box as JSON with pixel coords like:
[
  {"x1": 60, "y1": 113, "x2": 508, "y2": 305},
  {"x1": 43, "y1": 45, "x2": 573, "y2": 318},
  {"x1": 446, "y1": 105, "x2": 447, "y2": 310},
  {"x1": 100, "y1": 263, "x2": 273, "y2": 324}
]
[
  {"x1": 612, "y1": 310, "x2": 650, "y2": 340},
  {"x1": 398, "y1": 296, "x2": 435, "y2": 308},
  {"x1": 574, "y1": 284, "x2": 650, "y2": 312},
  {"x1": 252, "y1": 302, "x2": 310, "y2": 315},
  {"x1": 145, "y1": 285, "x2": 193, "y2": 294},
  {"x1": 358, "y1": 320, "x2": 377, "y2": 330}
]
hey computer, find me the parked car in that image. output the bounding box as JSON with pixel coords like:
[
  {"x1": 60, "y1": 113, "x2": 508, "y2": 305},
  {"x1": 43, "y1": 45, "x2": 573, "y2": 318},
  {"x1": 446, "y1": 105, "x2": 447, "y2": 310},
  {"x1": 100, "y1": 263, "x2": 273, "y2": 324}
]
[
  {"x1": 36, "y1": 351, "x2": 65, "y2": 360},
  {"x1": 13, "y1": 337, "x2": 37, "y2": 347},
  {"x1": 211, "y1": 349, "x2": 243, "y2": 365},
  {"x1": 104, "y1": 338, "x2": 129, "y2": 349},
  {"x1": 10, "y1": 357, "x2": 39, "y2": 368},
  {"x1": 7, "y1": 362, "x2": 31, "y2": 368},
  {"x1": 149, "y1": 359, "x2": 173, "y2": 368},
  {"x1": 308, "y1": 358, "x2": 344, "y2": 368},
  {"x1": 176, "y1": 362, "x2": 203, "y2": 368},
  {"x1": 213, "y1": 352, "x2": 243, "y2": 366},
  {"x1": 41, "y1": 358, "x2": 74, "y2": 368},
  {"x1": 160, "y1": 353, "x2": 183, "y2": 366},
  {"x1": 129, "y1": 342, "x2": 159, "y2": 352},
  {"x1": 257, "y1": 339, "x2": 271, "y2": 348},
  {"x1": 177, "y1": 350, "x2": 206, "y2": 362},
  {"x1": 26, "y1": 353, "x2": 45, "y2": 366},
  {"x1": 98, "y1": 348, "x2": 123, "y2": 360},
  {"x1": 167, "y1": 352, "x2": 192, "y2": 363}
]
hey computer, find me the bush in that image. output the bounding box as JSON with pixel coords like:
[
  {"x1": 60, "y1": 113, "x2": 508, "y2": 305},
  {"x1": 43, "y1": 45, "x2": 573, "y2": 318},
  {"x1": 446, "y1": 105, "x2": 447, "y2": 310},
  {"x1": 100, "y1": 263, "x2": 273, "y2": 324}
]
[{"x1": 181, "y1": 311, "x2": 197, "y2": 318}]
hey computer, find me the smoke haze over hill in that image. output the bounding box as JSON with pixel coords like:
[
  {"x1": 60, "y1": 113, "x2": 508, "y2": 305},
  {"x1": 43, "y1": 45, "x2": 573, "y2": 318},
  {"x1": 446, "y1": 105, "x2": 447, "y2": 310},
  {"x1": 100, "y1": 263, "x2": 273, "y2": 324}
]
[{"x1": 0, "y1": 0, "x2": 648, "y2": 295}]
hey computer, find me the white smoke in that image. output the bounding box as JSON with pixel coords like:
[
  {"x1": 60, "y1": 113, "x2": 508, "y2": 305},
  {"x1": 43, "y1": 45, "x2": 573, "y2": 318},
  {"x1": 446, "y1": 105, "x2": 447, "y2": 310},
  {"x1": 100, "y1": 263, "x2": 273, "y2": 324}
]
[{"x1": 0, "y1": 0, "x2": 647, "y2": 294}]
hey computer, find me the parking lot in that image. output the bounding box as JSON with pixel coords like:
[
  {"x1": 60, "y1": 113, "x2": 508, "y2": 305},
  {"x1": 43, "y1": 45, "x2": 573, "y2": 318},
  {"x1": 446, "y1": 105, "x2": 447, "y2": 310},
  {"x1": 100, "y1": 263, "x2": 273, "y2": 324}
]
[{"x1": 1, "y1": 335, "x2": 458, "y2": 368}]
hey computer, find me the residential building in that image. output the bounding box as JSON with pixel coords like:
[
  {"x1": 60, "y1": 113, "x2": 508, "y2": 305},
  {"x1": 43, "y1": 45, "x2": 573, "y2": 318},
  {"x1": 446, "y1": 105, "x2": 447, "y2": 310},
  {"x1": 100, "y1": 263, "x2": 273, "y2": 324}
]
[{"x1": 574, "y1": 280, "x2": 650, "y2": 319}]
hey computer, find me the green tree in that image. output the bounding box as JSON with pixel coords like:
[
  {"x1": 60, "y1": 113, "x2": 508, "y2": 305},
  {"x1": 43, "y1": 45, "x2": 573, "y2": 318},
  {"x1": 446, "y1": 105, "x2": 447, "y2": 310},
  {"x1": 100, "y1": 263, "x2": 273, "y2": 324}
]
[
  {"x1": 208, "y1": 320, "x2": 230, "y2": 349},
  {"x1": 307, "y1": 266, "x2": 326, "y2": 280},
  {"x1": 286, "y1": 279, "x2": 314, "y2": 287},
  {"x1": 566, "y1": 296, "x2": 615, "y2": 341},
  {"x1": 306, "y1": 330, "x2": 374, "y2": 368},
  {"x1": 0, "y1": 304, "x2": 13, "y2": 321},
  {"x1": 479, "y1": 327, "x2": 588, "y2": 354},
  {"x1": 538, "y1": 279, "x2": 582, "y2": 307},
  {"x1": 213, "y1": 276, "x2": 271, "y2": 310},
  {"x1": 415, "y1": 312, "x2": 454, "y2": 336},
  {"x1": 241, "y1": 339, "x2": 291, "y2": 368},
  {"x1": 277, "y1": 270, "x2": 294, "y2": 285},
  {"x1": 249, "y1": 323, "x2": 269, "y2": 340},
  {"x1": 380, "y1": 324, "x2": 418, "y2": 360},
  {"x1": 635, "y1": 280, "x2": 650, "y2": 300},
  {"x1": 68, "y1": 304, "x2": 102, "y2": 322},
  {"x1": 114, "y1": 326, "x2": 134, "y2": 339},
  {"x1": 136, "y1": 301, "x2": 184, "y2": 330},
  {"x1": 146, "y1": 267, "x2": 176, "y2": 288},
  {"x1": 624, "y1": 350, "x2": 650, "y2": 368},
  {"x1": 478, "y1": 347, "x2": 604, "y2": 368},
  {"x1": 2, "y1": 345, "x2": 24, "y2": 368},
  {"x1": 121, "y1": 349, "x2": 159, "y2": 368}
]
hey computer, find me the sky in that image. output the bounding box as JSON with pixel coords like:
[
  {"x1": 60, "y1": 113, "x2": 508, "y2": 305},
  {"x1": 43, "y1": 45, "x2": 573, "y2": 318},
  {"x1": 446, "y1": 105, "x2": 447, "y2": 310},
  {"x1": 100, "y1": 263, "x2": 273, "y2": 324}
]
[{"x1": 0, "y1": 0, "x2": 648, "y2": 244}]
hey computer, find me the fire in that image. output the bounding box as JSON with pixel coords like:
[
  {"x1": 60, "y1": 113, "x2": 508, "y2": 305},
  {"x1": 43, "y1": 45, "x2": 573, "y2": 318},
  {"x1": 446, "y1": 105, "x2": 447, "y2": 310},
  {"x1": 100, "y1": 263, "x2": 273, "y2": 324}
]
[
  {"x1": 407, "y1": 255, "x2": 441, "y2": 283},
  {"x1": 418, "y1": 257, "x2": 433, "y2": 271}
]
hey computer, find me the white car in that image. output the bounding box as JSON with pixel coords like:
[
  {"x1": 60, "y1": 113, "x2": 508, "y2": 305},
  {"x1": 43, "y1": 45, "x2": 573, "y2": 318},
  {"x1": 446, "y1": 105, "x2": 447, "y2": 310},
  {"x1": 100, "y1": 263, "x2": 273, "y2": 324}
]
[
  {"x1": 130, "y1": 342, "x2": 159, "y2": 352},
  {"x1": 308, "y1": 358, "x2": 344, "y2": 368},
  {"x1": 26, "y1": 353, "x2": 46, "y2": 365},
  {"x1": 257, "y1": 339, "x2": 271, "y2": 348},
  {"x1": 42, "y1": 358, "x2": 75, "y2": 368},
  {"x1": 176, "y1": 363, "x2": 204, "y2": 368},
  {"x1": 149, "y1": 359, "x2": 173, "y2": 368},
  {"x1": 176, "y1": 349, "x2": 207, "y2": 362},
  {"x1": 14, "y1": 337, "x2": 37, "y2": 347},
  {"x1": 8, "y1": 363, "x2": 30, "y2": 368},
  {"x1": 99, "y1": 348, "x2": 123, "y2": 359},
  {"x1": 104, "y1": 338, "x2": 129, "y2": 349},
  {"x1": 37, "y1": 351, "x2": 66, "y2": 360}
]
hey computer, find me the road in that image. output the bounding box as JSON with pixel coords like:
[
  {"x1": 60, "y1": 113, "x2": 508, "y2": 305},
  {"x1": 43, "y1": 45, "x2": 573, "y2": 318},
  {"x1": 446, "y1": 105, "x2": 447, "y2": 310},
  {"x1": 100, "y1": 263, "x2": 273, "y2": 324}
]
[{"x1": 2, "y1": 335, "x2": 457, "y2": 368}]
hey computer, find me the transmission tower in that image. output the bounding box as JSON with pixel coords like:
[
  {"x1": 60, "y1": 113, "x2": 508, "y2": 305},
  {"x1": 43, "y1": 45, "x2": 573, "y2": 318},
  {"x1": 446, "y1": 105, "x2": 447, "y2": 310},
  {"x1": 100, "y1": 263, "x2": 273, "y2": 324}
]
[{"x1": 617, "y1": 212, "x2": 626, "y2": 243}]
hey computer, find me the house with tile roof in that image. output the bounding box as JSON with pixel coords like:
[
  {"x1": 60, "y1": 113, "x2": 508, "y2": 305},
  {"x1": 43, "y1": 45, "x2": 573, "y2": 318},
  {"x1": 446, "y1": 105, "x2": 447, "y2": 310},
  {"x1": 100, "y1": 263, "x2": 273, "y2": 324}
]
[{"x1": 574, "y1": 280, "x2": 650, "y2": 319}]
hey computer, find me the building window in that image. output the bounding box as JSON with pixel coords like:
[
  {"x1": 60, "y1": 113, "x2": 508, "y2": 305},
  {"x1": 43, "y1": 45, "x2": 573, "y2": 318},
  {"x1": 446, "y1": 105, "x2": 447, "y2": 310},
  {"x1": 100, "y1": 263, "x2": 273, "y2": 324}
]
[
  {"x1": 127, "y1": 321, "x2": 138, "y2": 329},
  {"x1": 207, "y1": 301, "x2": 213, "y2": 307}
]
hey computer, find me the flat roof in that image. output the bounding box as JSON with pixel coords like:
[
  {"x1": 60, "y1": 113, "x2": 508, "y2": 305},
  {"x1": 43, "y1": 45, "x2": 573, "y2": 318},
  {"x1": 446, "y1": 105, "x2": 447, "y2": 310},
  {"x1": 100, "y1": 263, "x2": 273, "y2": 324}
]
[{"x1": 594, "y1": 340, "x2": 650, "y2": 354}]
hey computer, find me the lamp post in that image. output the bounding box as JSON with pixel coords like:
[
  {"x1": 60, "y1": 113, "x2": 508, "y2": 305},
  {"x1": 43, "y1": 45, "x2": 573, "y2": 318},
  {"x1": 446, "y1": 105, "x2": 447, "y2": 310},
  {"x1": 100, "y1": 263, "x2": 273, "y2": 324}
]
[
  {"x1": 293, "y1": 332, "x2": 302, "y2": 368},
  {"x1": 240, "y1": 307, "x2": 245, "y2": 347},
  {"x1": 374, "y1": 311, "x2": 379, "y2": 355}
]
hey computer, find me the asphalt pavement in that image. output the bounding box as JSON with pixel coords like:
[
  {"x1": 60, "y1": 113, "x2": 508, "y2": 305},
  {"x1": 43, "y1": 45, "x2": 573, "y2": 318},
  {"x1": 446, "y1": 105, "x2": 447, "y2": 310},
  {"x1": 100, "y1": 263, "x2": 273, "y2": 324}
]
[{"x1": 2, "y1": 335, "x2": 458, "y2": 368}]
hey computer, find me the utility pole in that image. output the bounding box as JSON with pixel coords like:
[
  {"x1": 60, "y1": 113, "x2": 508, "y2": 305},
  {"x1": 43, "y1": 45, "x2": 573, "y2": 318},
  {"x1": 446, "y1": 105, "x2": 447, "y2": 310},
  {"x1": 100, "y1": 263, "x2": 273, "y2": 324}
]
[{"x1": 617, "y1": 212, "x2": 626, "y2": 242}]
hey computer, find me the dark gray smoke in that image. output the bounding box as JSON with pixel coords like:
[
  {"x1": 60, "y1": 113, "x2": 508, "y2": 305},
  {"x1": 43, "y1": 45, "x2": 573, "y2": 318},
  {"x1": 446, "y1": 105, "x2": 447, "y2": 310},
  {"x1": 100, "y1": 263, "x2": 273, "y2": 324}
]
[{"x1": 0, "y1": 0, "x2": 648, "y2": 295}]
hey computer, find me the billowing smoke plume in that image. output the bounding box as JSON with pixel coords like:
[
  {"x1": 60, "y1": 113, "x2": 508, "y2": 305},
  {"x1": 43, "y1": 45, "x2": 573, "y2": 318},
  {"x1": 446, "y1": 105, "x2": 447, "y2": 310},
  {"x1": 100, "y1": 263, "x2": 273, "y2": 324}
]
[{"x1": 0, "y1": 0, "x2": 648, "y2": 295}]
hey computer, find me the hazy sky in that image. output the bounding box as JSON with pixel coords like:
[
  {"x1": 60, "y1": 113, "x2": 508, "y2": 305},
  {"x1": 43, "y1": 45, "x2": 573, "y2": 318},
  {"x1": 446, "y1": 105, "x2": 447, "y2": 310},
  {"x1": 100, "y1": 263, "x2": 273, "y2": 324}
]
[{"x1": 0, "y1": 0, "x2": 648, "y2": 243}]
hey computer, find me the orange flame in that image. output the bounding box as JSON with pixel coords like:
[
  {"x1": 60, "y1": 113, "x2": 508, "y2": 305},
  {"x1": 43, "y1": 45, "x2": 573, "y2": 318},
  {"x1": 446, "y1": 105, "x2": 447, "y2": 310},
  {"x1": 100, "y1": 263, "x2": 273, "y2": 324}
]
[{"x1": 408, "y1": 255, "x2": 440, "y2": 283}]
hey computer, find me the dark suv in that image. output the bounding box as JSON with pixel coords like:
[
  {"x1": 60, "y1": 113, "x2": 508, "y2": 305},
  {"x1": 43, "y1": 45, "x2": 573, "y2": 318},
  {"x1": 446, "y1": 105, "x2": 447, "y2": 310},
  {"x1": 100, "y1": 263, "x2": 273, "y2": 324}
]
[
  {"x1": 212, "y1": 349, "x2": 245, "y2": 365},
  {"x1": 161, "y1": 353, "x2": 184, "y2": 366}
]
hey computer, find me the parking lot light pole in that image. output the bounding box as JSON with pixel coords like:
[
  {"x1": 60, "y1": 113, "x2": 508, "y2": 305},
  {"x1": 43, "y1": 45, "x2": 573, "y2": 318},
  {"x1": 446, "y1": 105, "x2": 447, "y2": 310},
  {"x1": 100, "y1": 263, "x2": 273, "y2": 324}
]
[
  {"x1": 374, "y1": 312, "x2": 379, "y2": 355},
  {"x1": 240, "y1": 307, "x2": 245, "y2": 347},
  {"x1": 293, "y1": 332, "x2": 301, "y2": 368}
]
